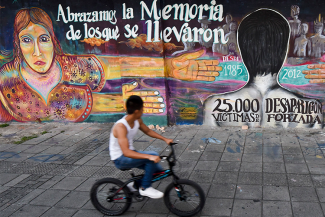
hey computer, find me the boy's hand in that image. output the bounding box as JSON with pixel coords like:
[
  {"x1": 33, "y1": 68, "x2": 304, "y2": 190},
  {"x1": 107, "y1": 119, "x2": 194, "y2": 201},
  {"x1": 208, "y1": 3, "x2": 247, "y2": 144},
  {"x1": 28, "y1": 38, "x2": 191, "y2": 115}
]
[
  {"x1": 164, "y1": 138, "x2": 173, "y2": 145},
  {"x1": 148, "y1": 155, "x2": 161, "y2": 163}
]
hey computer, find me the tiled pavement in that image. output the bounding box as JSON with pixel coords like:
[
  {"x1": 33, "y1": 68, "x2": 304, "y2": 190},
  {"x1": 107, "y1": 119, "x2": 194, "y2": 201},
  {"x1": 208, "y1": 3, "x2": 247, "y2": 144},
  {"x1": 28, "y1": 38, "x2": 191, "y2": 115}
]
[{"x1": 1, "y1": 123, "x2": 325, "y2": 216}]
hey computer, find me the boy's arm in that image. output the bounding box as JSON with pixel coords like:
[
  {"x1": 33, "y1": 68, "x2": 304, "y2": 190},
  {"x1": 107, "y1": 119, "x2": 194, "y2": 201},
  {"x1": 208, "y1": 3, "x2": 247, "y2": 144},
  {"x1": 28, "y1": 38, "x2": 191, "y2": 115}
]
[
  {"x1": 138, "y1": 119, "x2": 173, "y2": 145},
  {"x1": 115, "y1": 123, "x2": 160, "y2": 163}
]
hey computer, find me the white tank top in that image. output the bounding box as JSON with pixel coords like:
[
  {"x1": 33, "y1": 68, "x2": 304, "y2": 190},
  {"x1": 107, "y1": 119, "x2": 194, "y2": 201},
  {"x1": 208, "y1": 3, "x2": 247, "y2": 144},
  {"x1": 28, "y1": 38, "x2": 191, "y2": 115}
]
[{"x1": 109, "y1": 116, "x2": 139, "y2": 160}]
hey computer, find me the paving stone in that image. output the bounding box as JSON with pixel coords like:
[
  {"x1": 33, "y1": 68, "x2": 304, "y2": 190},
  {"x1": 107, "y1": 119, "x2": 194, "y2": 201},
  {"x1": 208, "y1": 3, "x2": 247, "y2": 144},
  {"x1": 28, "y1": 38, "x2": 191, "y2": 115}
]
[
  {"x1": 312, "y1": 175, "x2": 325, "y2": 187},
  {"x1": 55, "y1": 191, "x2": 89, "y2": 208},
  {"x1": 316, "y1": 188, "x2": 325, "y2": 202},
  {"x1": 237, "y1": 173, "x2": 262, "y2": 185},
  {"x1": 51, "y1": 176, "x2": 87, "y2": 190},
  {"x1": 140, "y1": 199, "x2": 169, "y2": 214},
  {"x1": 263, "y1": 163, "x2": 286, "y2": 173},
  {"x1": 231, "y1": 199, "x2": 261, "y2": 217},
  {"x1": 241, "y1": 154, "x2": 262, "y2": 163},
  {"x1": 282, "y1": 146, "x2": 303, "y2": 155},
  {"x1": 308, "y1": 164, "x2": 325, "y2": 174},
  {"x1": 189, "y1": 170, "x2": 215, "y2": 183},
  {"x1": 84, "y1": 155, "x2": 109, "y2": 166},
  {"x1": 41, "y1": 207, "x2": 78, "y2": 217},
  {"x1": 240, "y1": 162, "x2": 262, "y2": 172},
  {"x1": 0, "y1": 186, "x2": 10, "y2": 194},
  {"x1": 243, "y1": 146, "x2": 262, "y2": 154},
  {"x1": 263, "y1": 154, "x2": 284, "y2": 163},
  {"x1": 0, "y1": 173, "x2": 20, "y2": 185},
  {"x1": 292, "y1": 202, "x2": 323, "y2": 217},
  {"x1": 0, "y1": 204, "x2": 24, "y2": 217},
  {"x1": 288, "y1": 174, "x2": 313, "y2": 187},
  {"x1": 200, "y1": 198, "x2": 233, "y2": 216},
  {"x1": 38, "y1": 176, "x2": 64, "y2": 189},
  {"x1": 305, "y1": 156, "x2": 325, "y2": 165},
  {"x1": 217, "y1": 161, "x2": 241, "y2": 172},
  {"x1": 4, "y1": 174, "x2": 31, "y2": 187},
  {"x1": 72, "y1": 209, "x2": 104, "y2": 217},
  {"x1": 235, "y1": 185, "x2": 262, "y2": 200},
  {"x1": 208, "y1": 183, "x2": 236, "y2": 199},
  {"x1": 73, "y1": 155, "x2": 95, "y2": 165},
  {"x1": 263, "y1": 201, "x2": 292, "y2": 217},
  {"x1": 213, "y1": 172, "x2": 238, "y2": 184},
  {"x1": 263, "y1": 173, "x2": 288, "y2": 186},
  {"x1": 194, "y1": 161, "x2": 219, "y2": 171},
  {"x1": 75, "y1": 177, "x2": 99, "y2": 192},
  {"x1": 198, "y1": 150, "x2": 222, "y2": 161},
  {"x1": 285, "y1": 163, "x2": 309, "y2": 174},
  {"x1": 220, "y1": 153, "x2": 242, "y2": 162},
  {"x1": 290, "y1": 187, "x2": 318, "y2": 202},
  {"x1": 263, "y1": 185, "x2": 290, "y2": 201},
  {"x1": 16, "y1": 189, "x2": 45, "y2": 204},
  {"x1": 22, "y1": 145, "x2": 51, "y2": 154},
  {"x1": 11, "y1": 204, "x2": 50, "y2": 217},
  {"x1": 138, "y1": 214, "x2": 166, "y2": 217},
  {"x1": 29, "y1": 189, "x2": 69, "y2": 206}
]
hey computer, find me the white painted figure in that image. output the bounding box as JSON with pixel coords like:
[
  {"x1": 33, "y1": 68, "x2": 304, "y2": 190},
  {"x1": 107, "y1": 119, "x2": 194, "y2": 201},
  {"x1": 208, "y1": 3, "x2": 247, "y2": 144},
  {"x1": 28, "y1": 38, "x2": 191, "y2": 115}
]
[
  {"x1": 225, "y1": 21, "x2": 238, "y2": 55},
  {"x1": 293, "y1": 23, "x2": 309, "y2": 57},
  {"x1": 222, "y1": 14, "x2": 233, "y2": 35},
  {"x1": 289, "y1": 5, "x2": 301, "y2": 39},
  {"x1": 198, "y1": 16, "x2": 214, "y2": 48},
  {"x1": 308, "y1": 15, "x2": 325, "y2": 58}
]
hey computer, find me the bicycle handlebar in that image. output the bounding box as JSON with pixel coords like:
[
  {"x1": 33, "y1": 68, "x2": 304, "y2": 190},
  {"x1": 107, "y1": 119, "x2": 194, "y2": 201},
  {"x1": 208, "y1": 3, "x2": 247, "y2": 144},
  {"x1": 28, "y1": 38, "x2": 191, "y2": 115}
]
[{"x1": 160, "y1": 143, "x2": 178, "y2": 161}]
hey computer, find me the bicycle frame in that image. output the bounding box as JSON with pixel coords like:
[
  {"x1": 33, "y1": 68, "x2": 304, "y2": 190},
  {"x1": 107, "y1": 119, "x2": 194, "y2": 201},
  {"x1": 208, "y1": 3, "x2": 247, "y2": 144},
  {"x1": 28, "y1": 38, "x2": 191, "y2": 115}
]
[{"x1": 110, "y1": 143, "x2": 180, "y2": 200}]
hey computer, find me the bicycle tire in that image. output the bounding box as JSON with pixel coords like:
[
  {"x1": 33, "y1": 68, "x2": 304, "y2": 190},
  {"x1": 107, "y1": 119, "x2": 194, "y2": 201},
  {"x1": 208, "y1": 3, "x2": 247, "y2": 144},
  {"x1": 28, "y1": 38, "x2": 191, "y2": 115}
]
[
  {"x1": 164, "y1": 179, "x2": 205, "y2": 217},
  {"x1": 90, "y1": 178, "x2": 132, "y2": 216}
]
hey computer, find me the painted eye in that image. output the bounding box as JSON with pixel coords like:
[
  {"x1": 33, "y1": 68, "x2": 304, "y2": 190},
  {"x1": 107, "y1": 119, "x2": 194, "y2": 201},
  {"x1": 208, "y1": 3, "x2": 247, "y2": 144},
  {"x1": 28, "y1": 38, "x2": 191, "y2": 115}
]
[
  {"x1": 40, "y1": 36, "x2": 50, "y2": 43},
  {"x1": 21, "y1": 37, "x2": 31, "y2": 43}
]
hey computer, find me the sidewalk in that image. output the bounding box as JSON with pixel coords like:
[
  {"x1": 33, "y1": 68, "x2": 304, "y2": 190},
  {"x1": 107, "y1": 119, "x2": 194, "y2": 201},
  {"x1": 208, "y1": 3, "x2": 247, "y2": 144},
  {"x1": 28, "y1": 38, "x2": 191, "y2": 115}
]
[{"x1": 1, "y1": 122, "x2": 325, "y2": 217}]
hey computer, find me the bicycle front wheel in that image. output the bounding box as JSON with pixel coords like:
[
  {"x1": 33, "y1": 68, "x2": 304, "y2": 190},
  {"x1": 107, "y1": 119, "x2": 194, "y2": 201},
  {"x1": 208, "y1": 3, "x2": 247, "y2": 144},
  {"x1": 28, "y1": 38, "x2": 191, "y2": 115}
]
[
  {"x1": 90, "y1": 178, "x2": 132, "y2": 216},
  {"x1": 164, "y1": 179, "x2": 205, "y2": 217}
]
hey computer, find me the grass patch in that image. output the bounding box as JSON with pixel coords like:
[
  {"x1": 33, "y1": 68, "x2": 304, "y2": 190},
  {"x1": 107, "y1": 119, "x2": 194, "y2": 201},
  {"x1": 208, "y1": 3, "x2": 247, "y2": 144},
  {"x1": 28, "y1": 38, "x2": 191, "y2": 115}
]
[
  {"x1": 61, "y1": 130, "x2": 65, "y2": 133},
  {"x1": 41, "y1": 131, "x2": 48, "y2": 135},
  {"x1": 0, "y1": 123, "x2": 9, "y2": 128},
  {"x1": 14, "y1": 135, "x2": 38, "y2": 144}
]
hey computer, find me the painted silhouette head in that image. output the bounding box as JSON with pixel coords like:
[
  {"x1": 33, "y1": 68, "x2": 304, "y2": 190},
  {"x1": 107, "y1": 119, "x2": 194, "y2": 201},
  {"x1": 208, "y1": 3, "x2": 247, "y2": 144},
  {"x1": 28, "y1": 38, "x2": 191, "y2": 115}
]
[
  {"x1": 238, "y1": 9, "x2": 290, "y2": 78},
  {"x1": 14, "y1": 7, "x2": 62, "y2": 73}
]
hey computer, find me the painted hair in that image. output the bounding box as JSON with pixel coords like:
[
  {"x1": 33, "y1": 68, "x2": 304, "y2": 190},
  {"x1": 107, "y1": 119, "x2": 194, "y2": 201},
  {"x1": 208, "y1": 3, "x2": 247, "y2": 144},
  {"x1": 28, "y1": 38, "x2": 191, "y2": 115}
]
[
  {"x1": 13, "y1": 7, "x2": 63, "y2": 63},
  {"x1": 238, "y1": 9, "x2": 290, "y2": 78}
]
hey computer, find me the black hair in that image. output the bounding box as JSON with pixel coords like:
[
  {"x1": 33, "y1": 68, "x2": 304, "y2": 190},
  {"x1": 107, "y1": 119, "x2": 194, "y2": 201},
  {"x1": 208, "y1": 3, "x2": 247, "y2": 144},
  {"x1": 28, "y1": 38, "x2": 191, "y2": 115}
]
[
  {"x1": 126, "y1": 95, "x2": 143, "y2": 114},
  {"x1": 238, "y1": 9, "x2": 290, "y2": 78}
]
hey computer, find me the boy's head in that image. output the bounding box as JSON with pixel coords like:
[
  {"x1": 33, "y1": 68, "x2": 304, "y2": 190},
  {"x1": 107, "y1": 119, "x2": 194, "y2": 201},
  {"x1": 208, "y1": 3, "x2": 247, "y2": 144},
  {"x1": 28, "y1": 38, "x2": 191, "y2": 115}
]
[
  {"x1": 238, "y1": 9, "x2": 290, "y2": 78},
  {"x1": 126, "y1": 95, "x2": 144, "y2": 118}
]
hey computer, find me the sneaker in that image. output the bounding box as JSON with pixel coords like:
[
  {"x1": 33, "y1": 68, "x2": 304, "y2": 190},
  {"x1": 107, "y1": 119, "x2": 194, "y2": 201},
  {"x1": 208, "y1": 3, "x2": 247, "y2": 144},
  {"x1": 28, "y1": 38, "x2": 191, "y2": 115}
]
[
  {"x1": 139, "y1": 187, "x2": 164, "y2": 199},
  {"x1": 127, "y1": 182, "x2": 138, "y2": 192}
]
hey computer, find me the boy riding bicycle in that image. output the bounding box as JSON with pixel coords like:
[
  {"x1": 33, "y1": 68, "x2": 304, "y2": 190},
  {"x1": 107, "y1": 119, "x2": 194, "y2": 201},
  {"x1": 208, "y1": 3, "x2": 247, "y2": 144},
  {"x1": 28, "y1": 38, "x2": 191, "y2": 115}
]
[{"x1": 109, "y1": 95, "x2": 173, "y2": 199}]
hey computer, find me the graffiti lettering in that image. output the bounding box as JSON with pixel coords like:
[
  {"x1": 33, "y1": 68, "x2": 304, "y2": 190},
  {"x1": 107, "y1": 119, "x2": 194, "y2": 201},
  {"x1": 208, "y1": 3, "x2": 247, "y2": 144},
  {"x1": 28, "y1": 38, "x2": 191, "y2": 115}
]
[
  {"x1": 265, "y1": 98, "x2": 322, "y2": 114},
  {"x1": 267, "y1": 113, "x2": 321, "y2": 124},
  {"x1": 212, "y1": 112, "x2": 260, "y2": 122},
  {"x1": 282, "y1": 69, "x2": 302, "y2": 79},
  {"x1": 57, "y1": 4, "x2": 117, "y2": 24},
  {"x1": 213, "y1": 99, "x2": 259, "y2": 113},
  {"x1": 140, "y1": 0, "x2": 224, "y2": 22}
]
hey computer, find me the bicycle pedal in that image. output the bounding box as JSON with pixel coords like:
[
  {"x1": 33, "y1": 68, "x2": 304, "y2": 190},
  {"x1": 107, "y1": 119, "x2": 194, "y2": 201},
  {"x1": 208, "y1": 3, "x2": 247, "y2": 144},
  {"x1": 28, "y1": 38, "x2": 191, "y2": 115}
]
[{"x1": 133, "y1": 192, "x2": 145, "y2": 202}]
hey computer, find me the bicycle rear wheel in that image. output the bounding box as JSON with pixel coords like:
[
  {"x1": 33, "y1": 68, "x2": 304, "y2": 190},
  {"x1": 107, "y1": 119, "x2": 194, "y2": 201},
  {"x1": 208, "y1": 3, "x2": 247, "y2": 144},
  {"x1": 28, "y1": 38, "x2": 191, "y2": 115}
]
[
  {"x1": 90, "y1": 178, "x2": 132, "y2": 216},
  {"x1": 164, "y1": 179, "x2": 205, "y2": 217}
]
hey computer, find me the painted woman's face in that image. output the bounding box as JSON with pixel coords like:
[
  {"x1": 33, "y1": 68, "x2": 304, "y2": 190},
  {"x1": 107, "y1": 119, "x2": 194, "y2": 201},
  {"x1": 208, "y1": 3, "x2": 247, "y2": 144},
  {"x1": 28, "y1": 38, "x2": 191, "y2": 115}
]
[{"x1": 19, "y1": 22, "x2": 54, "y2": 73}]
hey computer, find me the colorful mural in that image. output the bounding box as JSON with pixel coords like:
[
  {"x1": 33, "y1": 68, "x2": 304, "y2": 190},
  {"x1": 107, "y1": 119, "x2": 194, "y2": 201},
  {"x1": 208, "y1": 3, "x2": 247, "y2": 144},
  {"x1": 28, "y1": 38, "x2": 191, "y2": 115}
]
[{"x1": 0, "y1": 0, "x2": 325, "y2": 128}]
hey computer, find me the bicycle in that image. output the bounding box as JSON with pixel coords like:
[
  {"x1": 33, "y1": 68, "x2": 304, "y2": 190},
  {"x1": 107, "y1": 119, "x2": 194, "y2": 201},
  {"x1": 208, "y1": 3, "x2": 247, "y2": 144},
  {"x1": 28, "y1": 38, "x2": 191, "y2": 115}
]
[{"x1": 90, "y1": 143, "x2": 205, "y2": 216}]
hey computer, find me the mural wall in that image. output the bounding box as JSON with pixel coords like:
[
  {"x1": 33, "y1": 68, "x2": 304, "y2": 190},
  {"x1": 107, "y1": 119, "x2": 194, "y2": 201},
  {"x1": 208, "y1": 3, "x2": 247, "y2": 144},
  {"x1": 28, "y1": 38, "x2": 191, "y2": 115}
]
[{"x1": 0, "y1": 0, "x2": 325, "y2": 128}]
